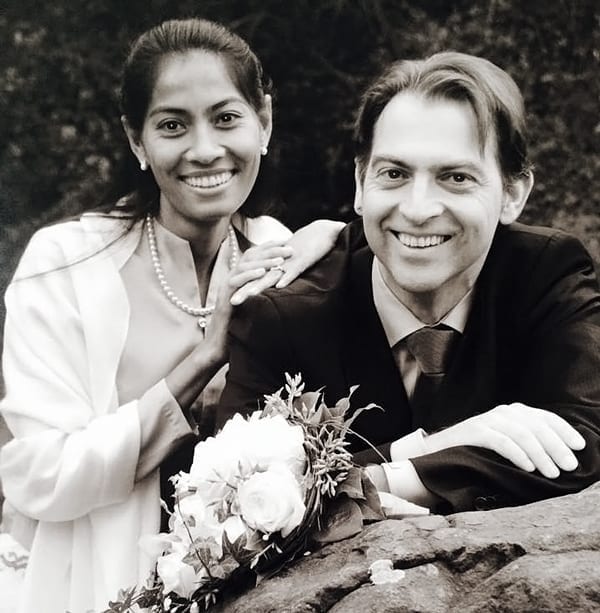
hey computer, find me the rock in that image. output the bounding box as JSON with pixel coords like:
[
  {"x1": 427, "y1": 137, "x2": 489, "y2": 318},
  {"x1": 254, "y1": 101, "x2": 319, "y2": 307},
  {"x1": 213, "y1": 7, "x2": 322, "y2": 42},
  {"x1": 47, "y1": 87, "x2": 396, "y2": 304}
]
[{"x1": 216, "y1": 482, "x2": 600, "y2": 612}]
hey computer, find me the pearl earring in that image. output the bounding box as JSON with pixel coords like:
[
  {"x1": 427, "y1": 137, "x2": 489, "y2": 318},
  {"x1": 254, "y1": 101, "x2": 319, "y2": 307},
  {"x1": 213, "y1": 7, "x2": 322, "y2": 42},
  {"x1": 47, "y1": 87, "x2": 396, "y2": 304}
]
[
  {"x1": 140, "y1": 160, "x2": 148, "y2": 171},
  {"x1": 260, "y1": 146, "x2": 268, "y2": 156}
]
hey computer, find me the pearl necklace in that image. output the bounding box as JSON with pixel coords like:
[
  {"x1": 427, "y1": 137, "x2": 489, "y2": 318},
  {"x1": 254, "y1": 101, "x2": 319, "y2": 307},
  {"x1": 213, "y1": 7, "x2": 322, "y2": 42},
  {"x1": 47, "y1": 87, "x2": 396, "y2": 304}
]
[{"x1": 145, "y1": 213, "x2": 239, "y2": 331}]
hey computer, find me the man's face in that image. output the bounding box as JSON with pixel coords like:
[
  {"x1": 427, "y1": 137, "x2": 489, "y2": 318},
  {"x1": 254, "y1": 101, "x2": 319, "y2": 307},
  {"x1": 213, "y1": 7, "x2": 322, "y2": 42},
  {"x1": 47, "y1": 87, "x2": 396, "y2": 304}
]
[{"x1": 356, "y1": 92, "x2": 529, "y2": 321}]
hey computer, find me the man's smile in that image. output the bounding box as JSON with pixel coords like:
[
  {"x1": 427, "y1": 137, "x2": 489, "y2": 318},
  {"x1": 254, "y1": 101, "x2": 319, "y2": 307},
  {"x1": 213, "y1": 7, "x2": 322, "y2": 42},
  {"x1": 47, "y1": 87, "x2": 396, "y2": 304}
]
[{"x1": 394, "y1": 232, "x2": 452, "y2": 249}]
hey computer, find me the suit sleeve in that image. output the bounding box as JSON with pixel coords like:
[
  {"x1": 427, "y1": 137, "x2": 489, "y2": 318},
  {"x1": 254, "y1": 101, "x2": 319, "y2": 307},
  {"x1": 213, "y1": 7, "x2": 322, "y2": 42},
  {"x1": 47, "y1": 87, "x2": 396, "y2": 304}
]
[
  {"x1": 218, "y1": 292, "x2": 296, "y2": 430},
  {"x1": 412, "y1": 231, "x2": 600, "y2": 512},
  {"x1": 219, "y1": 221, "x2": 360, "y2": 430}
]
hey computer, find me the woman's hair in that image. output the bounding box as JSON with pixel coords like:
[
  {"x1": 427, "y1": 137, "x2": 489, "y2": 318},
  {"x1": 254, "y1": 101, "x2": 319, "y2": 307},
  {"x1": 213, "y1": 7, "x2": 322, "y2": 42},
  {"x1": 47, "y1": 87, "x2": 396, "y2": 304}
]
[
  {"x1": 103, "y1": 18, "x2": 275, "y2": 220},
  {"x1": 354, "y1": 51, "x2": 531, "y2": 185}
]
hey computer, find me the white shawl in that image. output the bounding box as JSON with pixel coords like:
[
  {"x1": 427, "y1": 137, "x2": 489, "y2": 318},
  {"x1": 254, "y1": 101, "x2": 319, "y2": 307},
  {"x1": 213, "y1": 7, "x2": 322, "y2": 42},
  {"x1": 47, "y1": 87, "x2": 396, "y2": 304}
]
[{"x1": 0, "y1": 213, "x2": 290, "y2": 613}]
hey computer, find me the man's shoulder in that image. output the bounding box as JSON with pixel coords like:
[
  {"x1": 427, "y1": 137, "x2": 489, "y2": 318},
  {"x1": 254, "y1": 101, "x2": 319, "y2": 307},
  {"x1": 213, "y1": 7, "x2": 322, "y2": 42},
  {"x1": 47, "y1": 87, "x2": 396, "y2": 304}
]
[
  {"x1": 235, "y1": 219, "x2": 369, "y2": 328},
  {"x1": 264, "y1": 218, "x2": 369, "y2": 301},
  {"x1": 490, "y1": 222, "x2": 589, "y2": 268},
  {"x1": 497, "y1": 221, "x2": 572, "y2": 245},
  {"x1": 480, "y1": 222, "x2": 598, "y2": 312}
]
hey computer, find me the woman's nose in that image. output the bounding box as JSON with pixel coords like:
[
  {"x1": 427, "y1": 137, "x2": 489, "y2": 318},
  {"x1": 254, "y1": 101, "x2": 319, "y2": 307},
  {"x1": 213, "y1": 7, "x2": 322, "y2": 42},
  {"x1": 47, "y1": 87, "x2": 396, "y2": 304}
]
[{"x1": 184, "y1": 125, "x2": 225, "y2": 164}]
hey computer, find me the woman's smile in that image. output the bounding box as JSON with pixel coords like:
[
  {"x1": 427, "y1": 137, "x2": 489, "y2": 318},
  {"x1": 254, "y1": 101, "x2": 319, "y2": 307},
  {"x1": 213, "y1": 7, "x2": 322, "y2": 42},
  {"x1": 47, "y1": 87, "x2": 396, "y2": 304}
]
[{"x1": 180, "y1": 170, "x2": 235, "y2": 190}]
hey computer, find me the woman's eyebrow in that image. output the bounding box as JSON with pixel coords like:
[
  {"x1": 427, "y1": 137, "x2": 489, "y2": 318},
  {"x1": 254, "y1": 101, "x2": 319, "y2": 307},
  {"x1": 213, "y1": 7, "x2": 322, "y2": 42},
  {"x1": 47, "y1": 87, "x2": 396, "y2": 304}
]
[{"x1": 147, "y1": 106, "x2": 189, "y2": 118}]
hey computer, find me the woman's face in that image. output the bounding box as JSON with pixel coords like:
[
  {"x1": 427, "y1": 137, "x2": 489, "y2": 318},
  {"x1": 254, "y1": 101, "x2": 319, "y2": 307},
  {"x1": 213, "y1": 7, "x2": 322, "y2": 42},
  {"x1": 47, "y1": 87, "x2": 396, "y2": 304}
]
[{"x1": 126, "y1": 50, "x2": 271, "y2": 237}]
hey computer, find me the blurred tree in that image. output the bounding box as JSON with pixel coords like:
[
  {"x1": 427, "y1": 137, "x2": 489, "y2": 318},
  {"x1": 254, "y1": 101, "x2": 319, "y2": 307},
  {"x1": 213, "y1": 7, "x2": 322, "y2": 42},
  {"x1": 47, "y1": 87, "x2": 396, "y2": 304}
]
[{"x1": 0, "y1": 0, "x2": 598, "y2": 292}]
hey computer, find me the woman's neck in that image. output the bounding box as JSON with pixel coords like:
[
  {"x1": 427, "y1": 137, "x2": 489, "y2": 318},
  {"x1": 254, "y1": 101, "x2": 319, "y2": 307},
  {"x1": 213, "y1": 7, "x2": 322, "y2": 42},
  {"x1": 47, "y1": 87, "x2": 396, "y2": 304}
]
[{"x1": 156, "y1": 212, "x2": 232, "y2": 303}]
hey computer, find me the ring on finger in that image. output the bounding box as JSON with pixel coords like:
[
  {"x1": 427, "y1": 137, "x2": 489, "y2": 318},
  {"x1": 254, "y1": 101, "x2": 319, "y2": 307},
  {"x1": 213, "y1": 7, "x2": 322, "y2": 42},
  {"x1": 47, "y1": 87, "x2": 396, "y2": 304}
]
[{"x1": 270, "y1": 264, "x2": 285, "y2": 273}]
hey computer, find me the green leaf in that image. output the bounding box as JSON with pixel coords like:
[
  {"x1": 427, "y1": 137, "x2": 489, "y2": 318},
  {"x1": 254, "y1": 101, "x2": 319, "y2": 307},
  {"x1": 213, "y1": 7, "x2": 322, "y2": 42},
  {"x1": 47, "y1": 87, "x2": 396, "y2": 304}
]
[
  {"x1": 312, "y1": 498, "x2": 364, "y2": 544},
  {"x1": 342, "y1": 402, "x2": 381, "y2": 434},
  {"x1": 222, "y1": 529, "x2": 252, "y2": 566},
  {"x1": 337, "y1": 466, "x2": 365, "y2": 500},
  {"x1": 359, "y1": 469, "x2": 385, "y2": 521},
  {"x1": 298, "y1": 390, "x2": 322, "y2": 413}
]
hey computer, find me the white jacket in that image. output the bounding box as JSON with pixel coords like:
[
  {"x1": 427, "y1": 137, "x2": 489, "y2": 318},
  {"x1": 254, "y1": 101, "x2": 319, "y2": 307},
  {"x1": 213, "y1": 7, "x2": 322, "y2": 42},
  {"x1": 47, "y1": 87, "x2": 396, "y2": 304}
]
[{"x1": 0, "y1": 213, "x2": 290, "y2": 613}]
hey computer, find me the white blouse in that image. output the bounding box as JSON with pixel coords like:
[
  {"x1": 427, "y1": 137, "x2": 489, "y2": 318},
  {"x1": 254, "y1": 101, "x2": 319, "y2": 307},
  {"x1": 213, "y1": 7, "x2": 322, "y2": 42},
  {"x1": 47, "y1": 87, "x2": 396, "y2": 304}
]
[{"x1": 118, "y1": 218, "x2": 244, "y2": 480}]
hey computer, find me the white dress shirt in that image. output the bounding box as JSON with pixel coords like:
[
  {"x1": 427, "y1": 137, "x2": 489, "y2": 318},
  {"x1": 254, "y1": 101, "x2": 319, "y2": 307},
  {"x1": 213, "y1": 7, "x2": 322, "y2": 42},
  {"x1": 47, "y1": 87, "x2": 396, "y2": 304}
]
[{"x1": 370, "y1": 258, "x2": 474, "y2": 491}]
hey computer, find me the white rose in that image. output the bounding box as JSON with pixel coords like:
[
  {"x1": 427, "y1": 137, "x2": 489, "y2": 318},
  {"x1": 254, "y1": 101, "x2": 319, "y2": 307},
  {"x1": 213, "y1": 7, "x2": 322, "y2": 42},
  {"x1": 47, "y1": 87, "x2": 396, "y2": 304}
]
[
  {"x1": 139, "y1": 533, "x2": 177, "y2": 567},
  {"x1": 221, "y1": 514, "x2": 246, "y2": 544},
  {"x1": 188, "y1": 413, "x2": 306, "y2": 504},
  {"x1": 237, "y1": 464, "x2": 306, "y2": 538},
  {"x1": 241, "y1": 414, "x2": 306, "y2": 480},
  {"x1": 171, "y1": 495, "x2": 223, "y2": 555},
  {"x1": 188, "y1": 434, "x2": 242, "y2": 502},
  {"x1": 156, "y1": 542, "x2": 198, "y2": 598}
]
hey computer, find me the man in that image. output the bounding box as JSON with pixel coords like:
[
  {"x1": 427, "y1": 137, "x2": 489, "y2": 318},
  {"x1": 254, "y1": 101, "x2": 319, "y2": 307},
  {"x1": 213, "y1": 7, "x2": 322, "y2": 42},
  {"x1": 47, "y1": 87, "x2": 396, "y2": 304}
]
[{"x1": 219, "y1": 52, "x2": 600, "y2": 512}]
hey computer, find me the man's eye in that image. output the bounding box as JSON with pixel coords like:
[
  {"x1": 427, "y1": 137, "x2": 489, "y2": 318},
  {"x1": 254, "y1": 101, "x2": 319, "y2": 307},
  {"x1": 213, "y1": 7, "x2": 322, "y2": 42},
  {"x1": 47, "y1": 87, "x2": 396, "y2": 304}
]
[
  {"x1": 382, "y1": 169, "x2": 406, "y2": 180},
  {"x1": 443, "y1": 172, "x2": 474, "y2": 184}
]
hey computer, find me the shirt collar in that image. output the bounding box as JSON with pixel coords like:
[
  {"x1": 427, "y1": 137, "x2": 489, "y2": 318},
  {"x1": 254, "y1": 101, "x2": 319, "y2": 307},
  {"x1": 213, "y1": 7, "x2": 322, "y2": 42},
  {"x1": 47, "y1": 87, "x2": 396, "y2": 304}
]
[{"x1": 372, "y1": 258, "x2": 474, "y2": 348}]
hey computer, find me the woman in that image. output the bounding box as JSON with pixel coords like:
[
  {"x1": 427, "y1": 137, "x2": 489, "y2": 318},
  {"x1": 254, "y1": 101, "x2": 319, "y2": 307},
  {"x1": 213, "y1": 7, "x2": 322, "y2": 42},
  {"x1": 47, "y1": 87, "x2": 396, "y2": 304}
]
[{"x1": 0, "y1": 18, "x2": 342, "y2": 613}]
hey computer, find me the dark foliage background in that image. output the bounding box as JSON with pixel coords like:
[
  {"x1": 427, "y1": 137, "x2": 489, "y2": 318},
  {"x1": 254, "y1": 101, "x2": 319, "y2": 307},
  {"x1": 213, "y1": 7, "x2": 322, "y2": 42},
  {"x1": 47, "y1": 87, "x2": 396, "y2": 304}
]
[
  {"x1": 1, "y1": 0, "x2": 599, "y2": 280},
  {"x1": 0, "y1": 0, "x2": 598, "y2": 354}
]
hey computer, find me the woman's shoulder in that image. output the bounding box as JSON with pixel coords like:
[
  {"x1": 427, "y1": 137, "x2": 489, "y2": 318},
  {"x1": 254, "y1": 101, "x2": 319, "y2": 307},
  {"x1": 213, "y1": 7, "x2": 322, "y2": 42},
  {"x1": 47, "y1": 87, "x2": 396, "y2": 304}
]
[
  {"x1": 15, "y1": 214, "x2": 141, "y2": 279},
  {"x1": 235, "y1": 214, "x2": 292, "y2": 244}
]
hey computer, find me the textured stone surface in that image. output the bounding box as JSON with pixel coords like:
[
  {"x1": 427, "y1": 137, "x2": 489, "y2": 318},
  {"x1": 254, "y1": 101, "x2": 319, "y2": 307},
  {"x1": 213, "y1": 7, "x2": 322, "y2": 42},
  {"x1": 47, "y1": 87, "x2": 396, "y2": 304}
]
[{"x1": 216, "y1": 482, "x2": 600, "y2": 612}]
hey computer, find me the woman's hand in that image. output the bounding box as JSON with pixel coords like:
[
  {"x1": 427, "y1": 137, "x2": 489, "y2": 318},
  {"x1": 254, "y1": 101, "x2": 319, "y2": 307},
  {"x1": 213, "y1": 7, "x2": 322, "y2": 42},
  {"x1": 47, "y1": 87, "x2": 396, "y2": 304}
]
[
  {"x1": 229, "y1": 219, "x2": 345, "y2": 305},
  {"x1": 229, "y1": 241, "x2": 294, "y2": 305},
  {"x1": 422, "y1": 403, "x2": 586, "y2": 478}
]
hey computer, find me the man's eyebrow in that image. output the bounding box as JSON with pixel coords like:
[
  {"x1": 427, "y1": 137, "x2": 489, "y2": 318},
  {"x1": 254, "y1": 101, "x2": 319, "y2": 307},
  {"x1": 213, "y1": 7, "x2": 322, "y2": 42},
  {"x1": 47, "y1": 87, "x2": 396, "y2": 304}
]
[
  {"x1": 369, "y1": 156, "x2": 483, "y2": 173},
  {"x1": 434, "y1": 161, "x2": 483, "y2": 173},
  {"x1": 369, "y1": 155, "x2": 412, "y2": 167}
]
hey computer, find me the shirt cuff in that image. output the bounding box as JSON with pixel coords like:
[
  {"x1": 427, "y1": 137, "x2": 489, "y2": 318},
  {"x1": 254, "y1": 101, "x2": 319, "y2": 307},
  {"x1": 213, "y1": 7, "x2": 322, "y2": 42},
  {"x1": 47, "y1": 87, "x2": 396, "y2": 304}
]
[
  {"x1": 136, "y1": 379, "x2": 197, "y2": 481},
  {"x1": 389, "y1": 428, "x2": 428, "y2": 461},
  {"x1": 381, "y1": 461, "x2": 406, "y2": 497}
]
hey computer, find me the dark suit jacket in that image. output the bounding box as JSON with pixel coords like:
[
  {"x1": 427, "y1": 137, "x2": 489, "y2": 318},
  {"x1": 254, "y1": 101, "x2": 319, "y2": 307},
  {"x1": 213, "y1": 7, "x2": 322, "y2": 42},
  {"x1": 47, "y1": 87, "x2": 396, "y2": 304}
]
[{"x1": 219, "y1": 220, "x2": 600, "y2": 512}]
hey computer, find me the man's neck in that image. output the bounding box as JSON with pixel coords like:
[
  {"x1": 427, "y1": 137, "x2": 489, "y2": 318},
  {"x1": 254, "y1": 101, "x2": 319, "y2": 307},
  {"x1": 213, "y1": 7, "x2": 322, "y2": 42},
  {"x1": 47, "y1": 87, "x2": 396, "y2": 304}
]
[{"x1": 377, "y1": 260, "x2": 476, "y2": 326}]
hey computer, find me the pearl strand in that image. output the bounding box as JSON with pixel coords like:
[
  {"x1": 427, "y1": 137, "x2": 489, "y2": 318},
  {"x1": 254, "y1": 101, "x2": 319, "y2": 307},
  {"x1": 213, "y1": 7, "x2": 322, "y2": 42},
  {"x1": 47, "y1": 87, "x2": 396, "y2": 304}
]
[{"x1": 145, "y1": 214, "x2": 238, "y2": 328}]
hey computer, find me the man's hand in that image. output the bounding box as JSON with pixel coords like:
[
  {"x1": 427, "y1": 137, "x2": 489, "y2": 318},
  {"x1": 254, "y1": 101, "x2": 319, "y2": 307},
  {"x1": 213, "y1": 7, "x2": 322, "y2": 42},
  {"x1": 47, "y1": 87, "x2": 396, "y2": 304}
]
[{"x1": 423, "y1": 403, "x2": 586, "y2": 478}]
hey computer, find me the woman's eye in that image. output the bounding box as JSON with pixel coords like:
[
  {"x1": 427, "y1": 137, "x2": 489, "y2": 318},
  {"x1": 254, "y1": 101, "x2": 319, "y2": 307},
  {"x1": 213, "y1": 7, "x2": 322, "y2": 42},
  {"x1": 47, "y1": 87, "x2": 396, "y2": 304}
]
[
  {"x1": 158, "y1": 119, "x2": 184, "y2": 133},
  {"x1": 216, "y1": 112, "x2": 240, "y2": 126}
]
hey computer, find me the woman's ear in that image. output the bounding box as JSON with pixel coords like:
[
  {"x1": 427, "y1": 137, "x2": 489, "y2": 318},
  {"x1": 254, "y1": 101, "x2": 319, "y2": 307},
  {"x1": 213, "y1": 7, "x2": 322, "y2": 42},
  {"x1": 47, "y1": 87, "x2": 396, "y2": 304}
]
[
  {"x1": 499, "y1": 171, "x2": 534, "y2": 225},
  {"x1": 258, "y1": 94, "x2": 273, "y2": 152},
  {"x1": 353, "y1": 162, "x2": 364, "y2": 215},
  {"x1": 121, "y1": 116, "x2": 148, "y2": 170}
]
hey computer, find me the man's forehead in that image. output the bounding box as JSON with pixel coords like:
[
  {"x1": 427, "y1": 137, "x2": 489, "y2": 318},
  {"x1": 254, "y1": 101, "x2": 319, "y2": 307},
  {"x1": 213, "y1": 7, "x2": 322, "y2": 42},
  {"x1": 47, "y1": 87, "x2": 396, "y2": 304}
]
[{"x1": 370, "y1": 92, "x2": 494, "y2": 164}]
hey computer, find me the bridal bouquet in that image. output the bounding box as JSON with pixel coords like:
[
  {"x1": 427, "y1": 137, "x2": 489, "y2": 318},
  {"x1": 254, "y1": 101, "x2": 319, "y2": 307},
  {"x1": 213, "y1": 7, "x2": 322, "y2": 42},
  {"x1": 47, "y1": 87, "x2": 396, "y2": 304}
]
[{"x1": 105, "y1": 374, "x2": 417, "y2": 613}]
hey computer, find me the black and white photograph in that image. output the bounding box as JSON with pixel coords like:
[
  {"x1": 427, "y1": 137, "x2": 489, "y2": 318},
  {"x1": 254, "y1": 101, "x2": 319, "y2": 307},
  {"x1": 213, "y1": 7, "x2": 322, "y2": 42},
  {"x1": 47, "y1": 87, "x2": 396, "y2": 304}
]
[{"x1": 0, "y1": 1, "x2": 599, "y2": 611}]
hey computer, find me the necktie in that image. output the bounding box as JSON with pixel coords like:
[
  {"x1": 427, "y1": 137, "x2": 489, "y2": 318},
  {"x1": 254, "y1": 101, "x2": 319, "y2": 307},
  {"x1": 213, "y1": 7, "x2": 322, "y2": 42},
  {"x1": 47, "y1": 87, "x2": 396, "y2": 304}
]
[{"x1": 404, "y1": 325, "x2": 459, "y2": 424}]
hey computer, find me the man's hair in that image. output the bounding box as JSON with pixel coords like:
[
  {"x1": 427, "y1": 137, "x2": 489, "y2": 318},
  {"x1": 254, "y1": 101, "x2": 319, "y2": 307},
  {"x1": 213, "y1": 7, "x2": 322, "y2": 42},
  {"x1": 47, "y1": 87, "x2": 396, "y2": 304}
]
[{"x1": 354, "y1": 51, "x2": 531, "y2": 184}]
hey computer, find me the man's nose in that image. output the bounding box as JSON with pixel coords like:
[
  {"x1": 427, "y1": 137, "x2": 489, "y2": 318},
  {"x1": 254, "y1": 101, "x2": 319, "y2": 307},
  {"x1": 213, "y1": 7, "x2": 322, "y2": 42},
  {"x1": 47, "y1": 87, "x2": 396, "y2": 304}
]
[
  {"x1": 184, "y1": 124, "x2": 225, "y2": 164},
  {"x1": 398, "y1": 176, "x2": 444, "y2": 224}
]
